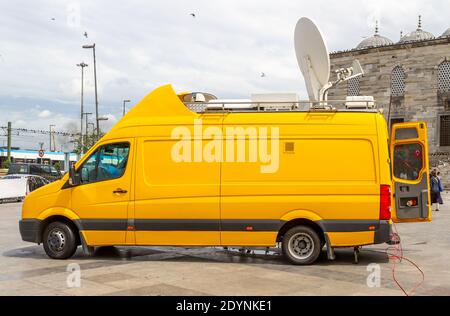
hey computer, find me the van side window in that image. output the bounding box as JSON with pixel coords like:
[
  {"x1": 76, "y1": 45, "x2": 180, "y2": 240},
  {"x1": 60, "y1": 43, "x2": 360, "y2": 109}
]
[
  {"x1": 97, "y1": 143, "x2": 130, "y2": 181},
  {"x1": 80, "y1": 150, "x2": 98, "y2": 183},
  {"x1": 79, "y1": 142, "x2": 130, "y2": 184},
  {"x1": 393, "y1": 143, "x2": 423, "y2": 180}
]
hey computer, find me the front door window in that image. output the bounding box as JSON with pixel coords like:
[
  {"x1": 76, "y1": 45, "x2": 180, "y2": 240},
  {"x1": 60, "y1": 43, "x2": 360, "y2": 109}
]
[{"x1": 79, "y1": 142, "x2": 130, "y2": 184}]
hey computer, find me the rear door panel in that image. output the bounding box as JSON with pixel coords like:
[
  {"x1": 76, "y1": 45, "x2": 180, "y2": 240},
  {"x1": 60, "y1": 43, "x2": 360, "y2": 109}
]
[{"x1": 390, "y1": 122, "x2": 432, "y2": 222}]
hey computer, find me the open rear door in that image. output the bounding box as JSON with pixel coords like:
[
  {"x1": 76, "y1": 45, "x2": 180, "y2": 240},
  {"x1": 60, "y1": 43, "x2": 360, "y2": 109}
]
[{"x1": 390, "y1": 122, "x2": 432, "y2": 222}]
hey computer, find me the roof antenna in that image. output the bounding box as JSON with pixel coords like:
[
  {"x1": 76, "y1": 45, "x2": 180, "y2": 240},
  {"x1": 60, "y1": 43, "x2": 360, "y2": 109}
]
[
  {"x1": 374, "y1": 20, "x2": 379, "y2": 36},
  {"x1": 400, "y1": 30, "x2": 403, "y2": 39},
  {"x1": 417, "y1": 15, "x2": 422, "y2": 30}
]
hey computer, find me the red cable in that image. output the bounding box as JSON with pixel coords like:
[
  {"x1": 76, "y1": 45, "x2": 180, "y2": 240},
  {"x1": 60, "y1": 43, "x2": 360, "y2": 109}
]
[
  {"x1": 364, "y1": 223, "x2": 425, "y2": 296},
  {"x1": 387, "y1": 222, "x2": 425, "y2": 296}
]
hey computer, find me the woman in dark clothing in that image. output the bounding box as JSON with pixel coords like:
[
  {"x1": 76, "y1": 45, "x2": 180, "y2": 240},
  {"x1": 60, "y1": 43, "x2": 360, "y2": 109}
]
[{"x1": 430, "y1": 170, "x2": 443, "y2": 211}]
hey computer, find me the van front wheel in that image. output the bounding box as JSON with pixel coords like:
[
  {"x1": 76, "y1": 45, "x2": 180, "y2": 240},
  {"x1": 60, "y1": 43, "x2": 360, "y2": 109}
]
[
  {"x1": 43, "y1": 221, "x2": 78, "y2": 259},
  {"x1": 282, "y1": 226, "x2": 321, "y2": 265}
]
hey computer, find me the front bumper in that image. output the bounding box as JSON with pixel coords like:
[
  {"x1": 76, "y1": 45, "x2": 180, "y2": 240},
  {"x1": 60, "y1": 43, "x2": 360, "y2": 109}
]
[{"x1": 19, "y1": 219, "x2": 42, "y2": 243}]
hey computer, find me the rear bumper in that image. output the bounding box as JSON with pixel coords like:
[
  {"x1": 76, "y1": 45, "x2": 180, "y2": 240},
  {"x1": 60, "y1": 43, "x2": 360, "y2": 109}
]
[
  {"x1": 374, "y1": 220, "x2": 391, "y2": 244},
  {"x1": 19, "y1": 219, "x2": 42, "y2": 243},
  {"x1": 318, "y1": 219, "x2": 392, "y2": 246}
]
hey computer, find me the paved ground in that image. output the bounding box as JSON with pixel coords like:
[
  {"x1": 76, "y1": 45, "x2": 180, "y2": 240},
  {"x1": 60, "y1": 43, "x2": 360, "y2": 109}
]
[{"x1": 1, "y1": 196, "x2": 450, "y2": 296}]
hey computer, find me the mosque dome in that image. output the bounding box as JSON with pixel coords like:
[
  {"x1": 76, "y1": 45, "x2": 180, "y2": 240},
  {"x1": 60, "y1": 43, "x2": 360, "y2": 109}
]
[
  {"x1": 356, "y1": 22, "x2": 394, "y2": 49},
  {"x1": 399, "y1": 16, "x2": 435, "y2": 43},
  {"x1": 441, "y1": 27, "x2": 450, "y2": 38}
]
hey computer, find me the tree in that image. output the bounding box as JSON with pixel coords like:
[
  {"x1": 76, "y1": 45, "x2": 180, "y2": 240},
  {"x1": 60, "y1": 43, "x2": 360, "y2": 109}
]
[
  {"x1": 53, "y1": 161, "x2": 62, "y2": 173},
  {"x1": 72, "y1": 131, "x2": 105, "y2": 154},
  {"x1": 1, "y1": 159, "x2": 11, "y2": 169}
]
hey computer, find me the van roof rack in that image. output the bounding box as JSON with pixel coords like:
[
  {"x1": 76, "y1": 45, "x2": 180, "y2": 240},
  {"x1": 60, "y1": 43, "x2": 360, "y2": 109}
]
[{"x1": 184, "y1": 100, "x2": 378, "y2": 113}]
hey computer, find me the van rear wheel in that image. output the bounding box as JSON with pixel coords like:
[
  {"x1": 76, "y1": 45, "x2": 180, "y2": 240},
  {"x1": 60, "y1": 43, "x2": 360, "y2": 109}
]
[
  {"x1": 43, "y1": 221, "x2": 78, "y2": 259},
  {"x1": 282, "y1": 226, "x2": 321, "y2": 265}
]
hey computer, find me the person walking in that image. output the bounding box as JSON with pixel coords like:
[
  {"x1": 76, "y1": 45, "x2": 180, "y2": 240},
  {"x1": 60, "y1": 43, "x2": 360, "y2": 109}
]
[{"x1": 430, "y1": 170, "x2": 443, "y2": 211}]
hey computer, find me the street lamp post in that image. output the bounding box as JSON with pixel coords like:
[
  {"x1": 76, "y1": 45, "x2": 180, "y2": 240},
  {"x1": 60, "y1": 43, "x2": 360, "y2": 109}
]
[
  {"x1": 82, "y1": 44, "x2": 99, "y2": 139},
  {"x1": 76, "y1": 62, "x2": 88, "y2": 153},
  {"x1": 49, "y1": 124, "x2": 55, "y2": 152},
  {"x1": 88, "y1": 123, "x2": 95, "y2": 137},
  {"x1": 83, "y1": 112, "x2": 92, "y2": 151},
  {"x1": 97, "y1": 116, "x2": 109, "y2": 138},
  {"x1": 122, "y1": 99, "x2": 131, "y2": 117}
]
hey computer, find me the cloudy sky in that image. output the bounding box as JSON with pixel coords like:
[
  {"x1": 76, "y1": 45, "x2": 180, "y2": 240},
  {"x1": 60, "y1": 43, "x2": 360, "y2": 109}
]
[{"x1": 0, "y1": 0, "x2": 449, "y2": 150}]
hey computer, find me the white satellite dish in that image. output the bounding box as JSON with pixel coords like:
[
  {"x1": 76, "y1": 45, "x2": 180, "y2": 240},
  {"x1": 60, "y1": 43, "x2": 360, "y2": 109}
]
[
  {"x1": 294, "y1": 17, "x2": 365, "y2": 105},
  {"x1": 294, "y1": 17, "x2": 330, "y2": 102}
]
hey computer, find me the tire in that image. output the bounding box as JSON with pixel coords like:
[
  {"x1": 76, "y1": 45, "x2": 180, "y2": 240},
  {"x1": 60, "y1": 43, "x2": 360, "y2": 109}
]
[
  {"x1": 282, "y1": 225, "x2": 322, "y2": 265},
  {"x1": 43, "y1": 221, "x2": 78, "y2": 259}
]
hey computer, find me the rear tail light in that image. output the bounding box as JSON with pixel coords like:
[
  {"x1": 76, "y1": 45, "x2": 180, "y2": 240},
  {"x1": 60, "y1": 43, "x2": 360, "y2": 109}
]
[{"x1": 380, "y1": 184, "x2": 391, "y2": 220}]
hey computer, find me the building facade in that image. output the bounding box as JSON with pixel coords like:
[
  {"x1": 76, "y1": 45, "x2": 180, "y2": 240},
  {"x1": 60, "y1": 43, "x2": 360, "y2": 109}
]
[
  {"x1": 328, "y1": 18, "x2": 450, "y2": 157},
  {"x1": 0, "y1": 148, "x2": 78, "y2": 171}
]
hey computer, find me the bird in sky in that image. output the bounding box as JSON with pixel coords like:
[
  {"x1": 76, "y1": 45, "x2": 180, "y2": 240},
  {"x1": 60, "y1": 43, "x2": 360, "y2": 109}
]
[
  {"x1": 260, "y1": 72, "x2": 266, "y2": 78},
  {"x1": 190, "y1": 13, "x2": 196, "y2": 18},
  {"x1": 84, "y1": 32, "x2": 88, "y2": 38}
]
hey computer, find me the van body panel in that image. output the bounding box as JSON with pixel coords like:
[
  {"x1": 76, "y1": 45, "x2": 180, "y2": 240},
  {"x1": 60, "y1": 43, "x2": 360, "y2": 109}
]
[
  {"x1": 220, "y1": 232, "x2": 278, "y2": 246},
  {"x1": 327, "y1": 231, "x2": 374, "y2": 247},
  {"x1": 133, "y1": 115, "x2": 223, "y2": 245},
  {"x1": 220, "y1": 112, "x2": 380, "y2": 245},
  {"x1": 134, "y1": 231, "x2": 220, "y2": 246},
  {"x1": 35, "y1": 207, "x2": 80, "y2": 221}
]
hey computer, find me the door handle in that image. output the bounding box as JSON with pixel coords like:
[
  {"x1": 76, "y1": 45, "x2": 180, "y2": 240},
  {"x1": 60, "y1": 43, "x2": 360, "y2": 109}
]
[{"x1": 113, "y1": 188, "x2": 128, "y2": 194}]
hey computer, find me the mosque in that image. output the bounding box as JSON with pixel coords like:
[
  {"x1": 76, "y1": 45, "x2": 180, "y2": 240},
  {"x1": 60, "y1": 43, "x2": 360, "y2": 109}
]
[{"x1": 328, "y1": 16, "x2": 450, "y2": 161}]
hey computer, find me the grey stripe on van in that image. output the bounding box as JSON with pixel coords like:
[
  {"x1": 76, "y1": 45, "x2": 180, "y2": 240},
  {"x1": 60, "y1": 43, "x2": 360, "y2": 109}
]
[
  {"x1": 135, "y1": 219, "x2": 220, "y2": 231},
  {"x1": 75, "y1": 219, "x2": 128, "y2": 231},
  {"x1": 75, "y1": 218, "x2": 381, "y2": 233},
  {"x1": 75, "y1": 219, "x2": 284, "y2": 232},
  {"x1": 220, "y1": 220, "x2": 284, "y2": 232}
]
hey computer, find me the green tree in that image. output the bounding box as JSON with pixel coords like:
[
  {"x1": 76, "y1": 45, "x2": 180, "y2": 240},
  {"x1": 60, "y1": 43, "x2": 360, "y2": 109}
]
[
  {"x1": 72, "y1": 131, "x2": 105, "y2": 154},
  {"x1": 1, "y1": 159, "x2": 11, "y2": 169},
  {"x1": 53, "y1": 161, "x2": 62, "y2": 173}
]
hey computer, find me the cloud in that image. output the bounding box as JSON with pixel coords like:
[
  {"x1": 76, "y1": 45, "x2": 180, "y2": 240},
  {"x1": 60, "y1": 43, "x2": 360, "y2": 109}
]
[
  {"x1": 38, "y1": 110, "x2": 52, "y2": 118},
  {"x1": 1, "y1": 0, "x2": 449, "y2": 150}
]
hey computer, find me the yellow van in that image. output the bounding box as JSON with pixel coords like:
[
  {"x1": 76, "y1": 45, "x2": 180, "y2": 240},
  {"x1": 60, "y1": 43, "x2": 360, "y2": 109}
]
[{"x1": 19, "y1": 85, "x2": 431, "y2": 264}]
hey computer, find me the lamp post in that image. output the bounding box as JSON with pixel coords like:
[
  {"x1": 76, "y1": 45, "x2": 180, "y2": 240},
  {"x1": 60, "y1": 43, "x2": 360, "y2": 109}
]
[
  {"x1": 49, "y1": 125, "x2": 55, "y2": 152},
  {"x1": 122, "y1": 99, "x2": 131, "y2": 117},
  {"x1": 83, "y1": 112, "x2": 92, "y2": 151},
  {"x1": 97, "y1": 116, "x2": 109, "y2": 138},
  {"x1": 76, "y1": 62, "x2": 88, "y2": 153},
  {"x1": 88, "y1": 122, "x2": 95, "y2": 137},
  {"x1": 82, "y1": 44, "x2": 99, "y2": 139}
]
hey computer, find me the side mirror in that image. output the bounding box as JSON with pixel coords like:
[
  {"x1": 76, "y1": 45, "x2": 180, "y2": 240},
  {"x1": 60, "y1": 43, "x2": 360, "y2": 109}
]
[{"x1": 68, "y1": 164, "x2": 81, "y2": 186}]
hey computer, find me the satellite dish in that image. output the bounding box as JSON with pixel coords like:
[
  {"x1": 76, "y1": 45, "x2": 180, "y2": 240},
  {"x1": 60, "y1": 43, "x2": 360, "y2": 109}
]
[
  {"x1": 294, "y1": 17, "x2": 330, "y2": 102},
  {"x1": 351, "y1": 60, "x2": 364, "y2": 78}
]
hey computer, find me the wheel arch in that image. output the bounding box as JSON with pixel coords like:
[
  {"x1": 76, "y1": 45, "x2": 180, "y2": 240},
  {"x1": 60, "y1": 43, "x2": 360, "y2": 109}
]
[
  {"x1": 278, "y1": 211, "x2": 325, "y2": 245},
  {"x1": 36, "y1": 208, "x2": 81, "y2": 245}
]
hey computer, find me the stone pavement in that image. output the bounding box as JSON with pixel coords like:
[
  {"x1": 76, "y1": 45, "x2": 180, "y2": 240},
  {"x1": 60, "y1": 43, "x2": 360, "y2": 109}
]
[{"x1": 1, "y1": 195, "x2": 450, "y2": 296}]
